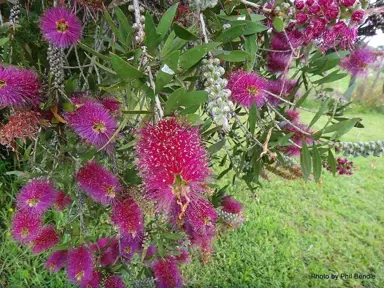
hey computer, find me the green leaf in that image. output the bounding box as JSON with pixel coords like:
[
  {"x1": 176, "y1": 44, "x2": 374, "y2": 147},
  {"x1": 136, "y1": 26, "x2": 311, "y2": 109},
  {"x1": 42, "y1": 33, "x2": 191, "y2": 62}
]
[
  {"x1": 164, "y1": 89, "x2": 208, "y2": 115},
  {"x1": 103, "y1": 7, "x2": 123, "y2": 43},
  {"x1": 322, "y1": 118, "x2": 360, "y2": 134},
  {"x1": 331, "y1": 118, "x2": 361, "y2": 141},
  {"x1": 249, "y1": 103, "x2": 256, "y2": 135},
  {"x1": 0, "y1": 37, "x2": 9, "y2": 46},
  {"x1": 230, "y1": 20, "x2": 268, "y2": 35},
  {"x1": 244, "y1": 34, "x2": 257, "y2": 70},
  {"x1": 312, "y1": 145, "x2": 322, "y2": 182},
  {"x1": 294, "y1": 89, "x2": 311, "y2": 108},
  {"x1": 144, "y1": 12, "x2": 161, "y2": 54},
  {"x1": 313, "y1": 70, "x2": 348, "y2": 85},
  {"x1": 216, "y1": 24, "x2": 246, "y2": 43},
  {"x1": 208, "y1": 139, "x2": 226, "y2": 155},
  {"x1": 275, "y1": 132, "x2": 294, "y2": 147},
  {"x1": 300, "y1": 140, "x2": 312, "y2": 182},
  {"x1": 78, "y1": 41, "x2": 110, "y2": 61},
  {"x1": 162, "y1": 232, "x2": 184, "y2": 240},
  {"x1": 173, "y1": 23, "x2": 199, "y2": 40},
  {"x1": 164, "y1": 87, "x2": 185, "y2": 115},
  {"x1": 115, "y1": 7, "x2": 132, "y2": 43},
  {"x1": 157, "y1": 3, "x2": 179, "y2": 39},
  {"x1": 155, "y1": 51, "x2": 180, "y2": 94},
  {"x1": 309, "y1": 98, "x2": 331, "y2": 128},
  {"x1": 110, "y1": 53, "x2": 145, "y2": 80},
  {"x1": 215, "y1": 50, "x2": 250, "y2": 62},
  {"x1": 180, "y1": 91, "x2": 208, "y2": 107},
  {"x1": 273, "y1": 17, "x2": 284, "y2": 32},
  {"x1": 179, "y1": 42, "x2": 221, "y2": 71},
  {"x1": 328, "y1": 150, "x2": 337, "y2": 176}
]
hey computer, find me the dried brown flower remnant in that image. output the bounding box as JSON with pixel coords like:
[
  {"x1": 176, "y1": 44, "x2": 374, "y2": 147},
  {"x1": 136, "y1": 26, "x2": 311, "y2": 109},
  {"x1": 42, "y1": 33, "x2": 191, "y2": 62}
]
[{"x1": 0, "y1": 110, "x2": 41, "y2": 151}]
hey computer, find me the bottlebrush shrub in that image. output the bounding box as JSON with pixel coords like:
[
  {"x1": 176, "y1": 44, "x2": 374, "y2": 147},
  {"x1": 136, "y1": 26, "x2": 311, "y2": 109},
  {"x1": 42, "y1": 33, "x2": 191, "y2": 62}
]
[{"x1": 1, "y1": 0, "x2": 383, "y2": 286}]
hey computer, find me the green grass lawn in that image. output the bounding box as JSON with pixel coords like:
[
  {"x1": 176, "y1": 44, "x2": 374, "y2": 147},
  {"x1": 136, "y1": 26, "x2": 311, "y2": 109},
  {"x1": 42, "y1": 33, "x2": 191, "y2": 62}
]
[
  {"x1": 183, "y1": 110, "x2": 384, "y2": 287},
  {"x1": 1, "y1": 110, "x2": 383, "y2": 287}
]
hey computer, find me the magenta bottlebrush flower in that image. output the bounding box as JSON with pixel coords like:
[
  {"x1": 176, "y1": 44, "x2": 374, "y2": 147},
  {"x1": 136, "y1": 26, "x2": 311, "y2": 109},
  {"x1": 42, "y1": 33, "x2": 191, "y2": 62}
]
[
  {"x1": 170, "y1": 197, "x2": 217, "y2": 252},
  {"x1": 137, "y1": 118, "x2": 210, "y2": 214},
  {"x1": 351, "y1": 10, "x2": 365, "y2": 23},
  {"x1": 152, "y1": 257, "x2": 183, "y2": 288},
  {"x1": 174, "y1": 249, "x2": 191, "y2": 265},
  {"x1": 40, "y1": 7, "x2": 82, "y2": 48},
  {"x1": 0, "y1": 66, "x2": 41, "y2": 107},
  {"x1": 296, "y1": 13, "x2": 308, "y2": 24},
  {"x1": 104, "y1": 276, "x2": 126, "y2": 288},
  {"x1": 221, "y1": 196, "x2": 243, "y2": 215},
  {"x1": 45, "y1": 250, "x2": 68, "y2": 273},
  {"x1": 80, "y1": 270, "x2": 101, "y2": 288},
  {"x1": 66, "y1": 95, "x2": 118, "y2": 152},
  {"x1": 111, "y1": 198, "x2": 143, "y2": 236},
  {"x1": 11, "y1": 211, "x2": 42, "y2": 243},
  {"x1": 227, "y1": 71, "x2": 269, "y2": 108},
  {"x1": 267, "y1": 52, "x2": 291, "y2": 73},
  {"x1": 340, "y1": 0, "x2": 355, "y2": 7},
  {"x1": 67, "y1": 245, "x2": 94, "y2": 284},
  {"x1": 32, "y1": 225, "x2": 59, "y2": 254},
  {"x1": 294, "y1": 0, "x2": 305, "y2": 9},
  {"x1": 90, "y1": 237, "x2": 119, "y2": 266},
  {"x1": 76, "y1": 161, "x2": 121, "y2": 205},
  {"x1": 16, "y1": 179, "x2": 59, "y2": 215},
  {"x1": 100, "y1": 96, "x2": 121, "y2": 117},
  {"x1": 285, "y1": 110, "x2": 300, "y2": 123},
  {"x1": 119, "y1": 233, "x2": 143, "y2": 263},
  {"x1": 265, "y1": 78, "x2": 296, "y2": 105},
  {"x1": 283, "y1": 122, "x2": 314, "y2": 156},
  {"x1": 340, "y1": 49, "x2": 376, "y2": 77},
  {"x1": 55, "y1": 191, "x2": 71, "y2": 211}
]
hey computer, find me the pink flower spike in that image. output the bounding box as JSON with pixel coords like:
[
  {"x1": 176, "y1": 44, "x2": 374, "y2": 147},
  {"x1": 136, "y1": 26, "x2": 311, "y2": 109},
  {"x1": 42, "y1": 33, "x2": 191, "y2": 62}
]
[
  {"x1": 76, "y1": 161, "x2": 121, "y2": 205},
  {"x1": 174, "y1": 249, "x2": 191, "y2": 265},
  {"x1": 11, "y1": 211, "x2": 42, "y2": 243},
  {"x1": 55, "y1": 191, "x2": 71, "y2": 211},
  {"x1": 227, "y1": 71, "x2": 269, "y2": 108},
  {"x1": 65, "y1": 96, "x2": 118, "y2": 152},
  {"x1": 104, "y1": 276, "x2": 126, "y2": 288},
  {"x1": 137, "y1": 118, "x2": 210, "y2": 215},
  {"x1": 100, "y1": 96, "x2": 121, "y2": 117},
  {"x1": 152, "y1": 257, "x2": 183, "y2": 288},
  {"x1": 340, "y1": 49, "x2": 376, "y2": 77},
  {"x1": 32, "y1": 225, "x2": 60, "y2": 254},
  {"x1": 80, "y1": 270, "x2": 101, "y2": 288},
  {"x1": 16, "y1": 179, "x2": 59, "y2": 215},
  {"x1": 0, "y1": 66, "x2": 41, "y2": 107},
  {"x1": 119, "y1": 233, "x2": 143, "y2": 263},
  {"x1": 111, "y1": 198, "x2": 143, "y2": 237},
  {"x1": 285, "y1": 109, "x2": 300, "y2": 123},
  {"x1": 45, "y1": 250, "x2": 68, "y2": 273},
  {"x1": 221, "y1": 196, "x2": 243, "y2": 215},
  {"x1": 90, "y1": 237, "x2": 119, "y2": 266},
  {"x1": 40, "y1": 7, "x2": 82, "y2": 48},
  {"x1": 67, "y1": 245, "x2": 94, "y2": 284}
]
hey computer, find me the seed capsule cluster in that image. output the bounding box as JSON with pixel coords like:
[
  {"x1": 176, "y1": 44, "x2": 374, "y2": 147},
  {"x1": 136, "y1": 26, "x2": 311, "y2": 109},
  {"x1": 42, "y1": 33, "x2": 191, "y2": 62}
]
[
  {"x1": 128, "y1": 0, "x2": 145, "y2": 43},
  {"x1": 9, "y1": 1, "x2": 21, "y2": 26},
  {"x1": 338, "y1": 140, "x2": 384, "y2": 157},
  {"x1": 202, "y1": 58, "x2": 234, "y2": 132},
  {"x1": 47, "y1": 44, "x2": 65, "y2": 90},
  {"x1": 217, "y1": 208, "x2": 243, "y2": 226}
]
